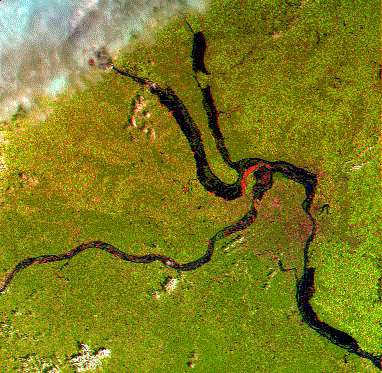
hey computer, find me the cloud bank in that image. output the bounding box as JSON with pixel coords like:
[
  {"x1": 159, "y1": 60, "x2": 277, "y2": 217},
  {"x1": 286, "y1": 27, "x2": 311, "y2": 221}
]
[{"x1": 0, "y1": 0, "x2": 206, "y2": 119}]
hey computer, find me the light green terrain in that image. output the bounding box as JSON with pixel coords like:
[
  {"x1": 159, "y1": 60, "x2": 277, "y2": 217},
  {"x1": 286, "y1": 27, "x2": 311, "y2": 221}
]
[{"x1": 0, "y1": 0, "x2": 381, "y2": 371}]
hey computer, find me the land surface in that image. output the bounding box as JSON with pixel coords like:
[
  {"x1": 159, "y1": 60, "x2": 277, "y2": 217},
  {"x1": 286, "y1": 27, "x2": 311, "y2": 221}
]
[{"x1": 0, "y1": 0, "x2": 381, "y2": 372}]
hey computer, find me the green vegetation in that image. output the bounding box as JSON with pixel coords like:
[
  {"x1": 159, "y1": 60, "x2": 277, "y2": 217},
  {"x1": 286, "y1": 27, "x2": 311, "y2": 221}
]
[{"x1": 0, "y1": 0, "x2": 380, "y2": 371}]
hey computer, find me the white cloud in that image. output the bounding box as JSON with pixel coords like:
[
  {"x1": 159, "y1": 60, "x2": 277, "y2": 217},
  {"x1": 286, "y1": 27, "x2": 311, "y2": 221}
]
[{"x1": 0, "y1": 0, "x2": 207, "y2": 120}]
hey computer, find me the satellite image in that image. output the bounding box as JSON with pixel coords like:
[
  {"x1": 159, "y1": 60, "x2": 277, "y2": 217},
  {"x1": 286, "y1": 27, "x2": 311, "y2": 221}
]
[{"x1": 0, "y1": 0, "x2": 380, "y2": 372}]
